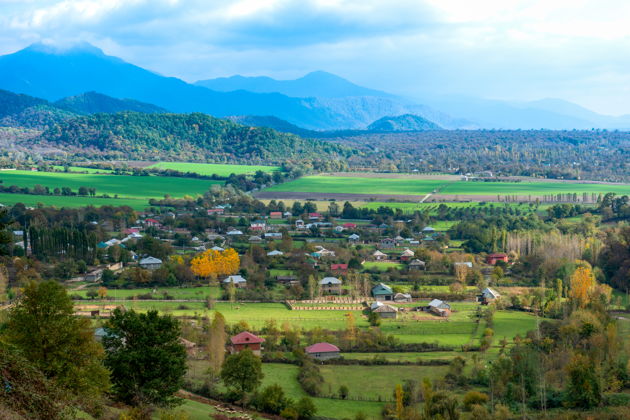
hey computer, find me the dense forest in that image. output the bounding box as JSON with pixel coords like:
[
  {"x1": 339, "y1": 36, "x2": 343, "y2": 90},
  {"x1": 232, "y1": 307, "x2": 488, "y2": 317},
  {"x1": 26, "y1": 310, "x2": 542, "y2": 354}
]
[
  {"x1": 325, "y1": 130, "x2": 630, "y2": 181},
  {"x1": 37, "y1": 112, "x2": 356, "y2": 163}
]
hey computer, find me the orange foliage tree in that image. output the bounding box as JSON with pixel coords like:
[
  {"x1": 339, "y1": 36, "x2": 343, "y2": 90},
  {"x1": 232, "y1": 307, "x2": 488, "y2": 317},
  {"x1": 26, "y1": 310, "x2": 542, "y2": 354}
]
[
  {"x1": 190, "y1": 248, "x2": 240, "y2": 280},
  {"x1": 569, "y1": 265, "x2": 595, "y2": 308}
]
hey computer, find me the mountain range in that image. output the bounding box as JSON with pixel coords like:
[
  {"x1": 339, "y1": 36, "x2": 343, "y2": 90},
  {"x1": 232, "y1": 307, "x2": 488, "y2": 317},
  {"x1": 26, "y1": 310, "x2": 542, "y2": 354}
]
[{"x1": 0, "y1": 42, "x2": 629, "y2": 130}]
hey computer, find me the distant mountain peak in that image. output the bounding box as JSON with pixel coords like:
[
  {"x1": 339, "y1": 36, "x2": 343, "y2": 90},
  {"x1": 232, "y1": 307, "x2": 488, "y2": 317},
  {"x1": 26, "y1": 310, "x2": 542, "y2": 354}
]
[{"x1": 22, "y1": 41, "x2": 106, "y2": 57}]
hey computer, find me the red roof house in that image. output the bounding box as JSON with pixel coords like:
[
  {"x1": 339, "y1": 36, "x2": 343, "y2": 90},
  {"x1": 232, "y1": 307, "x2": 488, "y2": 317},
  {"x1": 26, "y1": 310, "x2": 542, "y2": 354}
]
[
  {"x1": 269, "y1": 211, "x2": 283, "y2": 219},
  {"x1": 308, "y1": 212, "x2": 322, "y2": 220},
  {"x1": 305, "y1": 342, "x2": 341, "y2": 360},
  {"x1": 342, "y1": 222, "x2": 357, "y2": 229},
  {"x1": 486, "y1": 253, "x2": 509, "y2": 265},
  {"x1": 145, "y1": 218, "x2": 161, "y2": 227},
  {"x1": 207, "y1": 208, "x2": 224, "y2": 215},
  {"x1": 330, "y1": 263, "x2": 349, "y2": 275},
  {"x1": 229, "y1": 331, "x2": 265, "y2": 356}
]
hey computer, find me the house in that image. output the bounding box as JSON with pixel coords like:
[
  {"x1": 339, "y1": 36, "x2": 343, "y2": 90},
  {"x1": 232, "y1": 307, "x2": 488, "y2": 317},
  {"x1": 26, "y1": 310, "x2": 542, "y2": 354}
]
[
  {"x1": 454, "y1": 262, "x2": 473, "y2": 269},
  {"x1": 295, "y1": 219, "x2": 305, "y2": 229},
  {"x1": 400, "y1": 248, "x2": 415, "y2": 262},
  {"x1": 395, "y1": 235, "x2": 405, "y2": 245},
  {"x1": 331, "y1": 263, "x2": 348, "y2": 275},
  {"x1": 145, "y1": 218, "x2": 161, "y2": 228},
  {"x1": 333, "y1": 226, "x2": 345, "y2": 233},
  {"x1": 478, "y1": 287, "x2": 501, "y2": 305},
  {"x1": 372, "y1": 303, "x2": 398, "y2": 319},
  {"x1": 180, "y1": 338, "x2": 198, "y2": 357},
  {"x1": 373, "y1": 250, "x2": 387, "y2": 261},
  {"x1": 211, "y1": 246, "x2": 225, "y2": 252},
  {"x1": 422, "y1": 226, "x2": 436, "y2": 234},
  {"x1": 269, "y1": 211, "x2": 283, "y2": 219},
  {"x1": 248, "y1": 235, "x2": 263, "y2": 243},
  {"x1": 308, "y1": 212, "x2": 322, "y2": 221},
  {"x1": 409, "y1": 259, "x2": 426, "y2": 270},
  {"x1": 139, "y1": 256, "x2": 162, "y2": 270},
  {"x1": 223, "y1": 275, "x2": 247, "y2": 288},
  {"x1": 229, "y1": 331, "x2": 265, "y2": 356},
  {"x1": 319, "y1": 277, "x2": 342, "y2": 294},
  {"x1": 264, "y1": 232, "x2": 283, "y2": 239},
  {"x1": 283, "y1": 211, "x2": 293, "y2": 218},
  {"x1": 227, "y1": 229, "x2": 243, "y2": 236},
  {"x1": 305, "y1": 342, "x2": 341, "y2": 360},
  {"x1": 267, "y1": 250, "x2": 284, "y2": 257},
  {"x1": 379, "y1": 238, "x2": 396, "y2": 249},
  {"x1": 343, "y1": 222, "x2": 357, "y2": 229},
  {"x1": 207, "y1": 208, "x2": 224, "y2": 215},
  {"x1": 428, "y1": 299, "x2": 451, "y2": 317},
  {"x1": 372, "y1": 283, "x2": 394, "y2": 301},
  {"x1": 312, "y1": 246, "x2": 335, "y2": 258},
  {"x1": 85, "y1": 269, "x2": 103, "y2": 282},
  {"x1": 276, "y1": 275, "x2": 299, "y2": 286},
  {"x1": 250, "y1": 221, "x2": 266, "y2": 232},
  {"x1": 486, "y1": 253, "x2": 509, "y2": 265},
  {"x1": 394, "y1": 293, "x2": 412, "y2": 303},
  {"x1": 348, "y1": 233, "x2": 360, "y2": 242}
]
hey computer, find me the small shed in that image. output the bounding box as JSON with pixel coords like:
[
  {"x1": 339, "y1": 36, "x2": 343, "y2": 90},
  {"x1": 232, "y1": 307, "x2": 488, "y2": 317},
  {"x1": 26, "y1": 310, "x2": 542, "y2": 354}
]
[
  {"x1": 305, "y1": 342, "x2": 341, "y2": 360},
  {"x1": 373, "y1": 303, "x2": 398, "y2": 319},
  {"x1": 428, "y1": 299, "x2": 451, "y2": 317},
  {"x1": 394, "y1": 293, "x2": 412, "y2": 303},
  {"x1": 223, "y1": 275, "x2": 247, "y2": 288},
  {"x1": 409, "y1": 259, "x2": 426, "y2": 270},
  {"x1": 478, "y1": 287, "x2": 501, "y2": 305},
  {"x1": 373, "y1": 250, "x2": 387, "y2": 261}
]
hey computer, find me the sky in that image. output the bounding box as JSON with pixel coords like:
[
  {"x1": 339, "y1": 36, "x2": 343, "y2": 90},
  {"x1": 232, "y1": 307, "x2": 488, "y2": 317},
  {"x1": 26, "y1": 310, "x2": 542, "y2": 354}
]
[{"x1": 1, "y1": 0, "x2": 630, "y2": 115}]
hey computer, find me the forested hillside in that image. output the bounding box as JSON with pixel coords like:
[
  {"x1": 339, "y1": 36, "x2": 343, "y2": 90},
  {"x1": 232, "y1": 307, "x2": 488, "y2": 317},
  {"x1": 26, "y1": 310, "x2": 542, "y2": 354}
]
[
  {"x1": 39, "y1": 112, "x2": 355, "y2": 163},
  {"x1": 55, "y1": 91, "x2": 167, "y2": 115}
]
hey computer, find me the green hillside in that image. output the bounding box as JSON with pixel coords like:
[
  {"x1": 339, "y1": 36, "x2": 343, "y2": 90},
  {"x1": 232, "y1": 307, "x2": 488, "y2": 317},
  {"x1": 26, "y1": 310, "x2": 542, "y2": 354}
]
[{"x1": 38, "y1": 112, "x2": 354, "y2": 163}]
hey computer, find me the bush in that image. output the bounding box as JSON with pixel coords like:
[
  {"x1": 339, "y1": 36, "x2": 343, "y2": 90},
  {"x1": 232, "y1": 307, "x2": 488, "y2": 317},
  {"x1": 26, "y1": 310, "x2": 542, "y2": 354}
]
[
  {"x1": 252, "y1": 384, "x2": 290, "y2": 414},
  {"x1": 463, "y1": 391, "x2": 489, "y2": 410},
  {"x1": 297, "y1": 360, "x2": 324, "y2": 396}
]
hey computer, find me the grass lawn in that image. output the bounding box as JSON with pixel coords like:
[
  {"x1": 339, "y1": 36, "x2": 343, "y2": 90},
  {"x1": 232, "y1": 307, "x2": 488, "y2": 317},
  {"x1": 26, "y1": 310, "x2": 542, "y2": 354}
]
[
  {"x1": 265, "y1": 176, "x2": 448, "y2": 196},
  {"x1": 319, "y1": 365, "x2": 449, "y2": 400},
  {"x1": 343, "y1": 351, "x2": 466, "y2": 362},
  {"x1": 0, "y1": 193, "x2": 149, "y2": 210},
  {"x1": 0, "y1": 170, "x2": 222, "y2": 200},
  {"x1": 72, "y1": 286, "x2": 222, "y2": 300},
  {"x1": 148, "y1": 162, "x2": 280, "y2": 176},
  {"x1": 362, "y1": 261, "x2": 404, "y2": 271}
]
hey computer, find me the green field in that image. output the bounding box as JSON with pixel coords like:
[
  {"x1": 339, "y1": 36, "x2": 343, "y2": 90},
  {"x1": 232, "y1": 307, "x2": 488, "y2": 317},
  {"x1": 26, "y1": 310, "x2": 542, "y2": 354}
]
[
  {"x1": 148, "y1": 162, "x2": 280, "y2": 176},
  {"x1": 0, "y1": 170, "x2": 222, "y2": 201},
  {"x1": 0, "y1": 193, "x2": 148, "y2": 210},
  {"x1": 441, "y1": 180, "x2": 630, "y2": 196},
  {"x1": 362, "y1": 261, "x2": 404, "y2": 271},
  {"x1": 265, "y1": 176, "x2": 447, "y2": 195},
  {"x1": 51, "y1": 166, "x2": 114, "y2": 174},
  {"x1": 73, "y1": 286, "x2": 222, "y2": 300},
  {"x1": 264, "y1": 175, "x2": 630, "y2": 198}
]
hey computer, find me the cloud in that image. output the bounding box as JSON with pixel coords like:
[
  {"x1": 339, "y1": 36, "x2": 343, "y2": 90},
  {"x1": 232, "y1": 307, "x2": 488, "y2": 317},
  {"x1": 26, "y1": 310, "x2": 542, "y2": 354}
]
[{"x1": 1, "y1": 0, "x2": 630, "y2": 114}]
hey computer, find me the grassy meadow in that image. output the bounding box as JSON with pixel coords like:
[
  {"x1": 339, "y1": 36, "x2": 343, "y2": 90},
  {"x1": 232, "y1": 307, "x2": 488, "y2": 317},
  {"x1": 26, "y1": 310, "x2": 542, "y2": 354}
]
[
  {"x1": 0, "y1": 193, "x2": 149, "y2": 210},
  {"x1": 147, "y1": 162, "x2": 280, "y2": 176}
]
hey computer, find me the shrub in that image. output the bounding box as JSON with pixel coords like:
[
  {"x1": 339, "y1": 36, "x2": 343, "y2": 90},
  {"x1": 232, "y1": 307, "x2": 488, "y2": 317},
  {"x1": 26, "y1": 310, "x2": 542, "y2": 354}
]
[{"x1": 463, "y1": 391, "x2": 489, "y2": 410}]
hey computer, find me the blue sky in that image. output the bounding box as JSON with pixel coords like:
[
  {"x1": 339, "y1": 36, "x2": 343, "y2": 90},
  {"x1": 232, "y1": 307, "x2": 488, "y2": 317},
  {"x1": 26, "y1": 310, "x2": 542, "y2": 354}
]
[{"x1": 2, "y1": 0, "x2": 630, "y2": 115}]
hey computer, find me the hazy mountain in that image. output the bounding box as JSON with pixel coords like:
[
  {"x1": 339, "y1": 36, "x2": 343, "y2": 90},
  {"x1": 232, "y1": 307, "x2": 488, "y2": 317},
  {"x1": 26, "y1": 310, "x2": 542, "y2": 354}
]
[
  {"x1": 421, "y1": 95, "x2": 630, "y2": 130},
  {"x1": 0, "y1": 43, "x2": 346, "y2": 129},
  {"x1": 55, "y1": 91, "x2": 167, "y2": 115},
  {"x1": 367, "y1": 114, "x2": 441, "y2": 131},
  {"x1": 196, "y1": 71, "x2": 394, "y2": 99}
]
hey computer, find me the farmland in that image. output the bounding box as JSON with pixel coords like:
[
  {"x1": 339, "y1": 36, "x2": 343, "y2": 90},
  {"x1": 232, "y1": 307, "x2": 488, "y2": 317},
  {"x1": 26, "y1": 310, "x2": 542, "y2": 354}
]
[
  {"x1": 0, "y1": 170, "x2": 221, "y2": 199},
  {"x1": 0, "y1": 192, "x2": 148, "y2": 210},
  {"x1": 264, "y1": 175, "x2": 447, "y2": 196},
  {"x1": 147, "y1": 162, "x2": 280, "y2": 176},
  {"x1": 260, "y1": 174, "x2": 630, "y2": 201}
]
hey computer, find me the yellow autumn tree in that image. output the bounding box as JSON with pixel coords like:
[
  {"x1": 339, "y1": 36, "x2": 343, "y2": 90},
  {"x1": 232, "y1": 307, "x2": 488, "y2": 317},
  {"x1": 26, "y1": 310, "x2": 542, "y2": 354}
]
[
  {"x1": 190, "y1": 248, "x2": 240, "y2": 279},
  {"x1": 569, "y1": 265, "x2": 595, "y2": 308}
]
